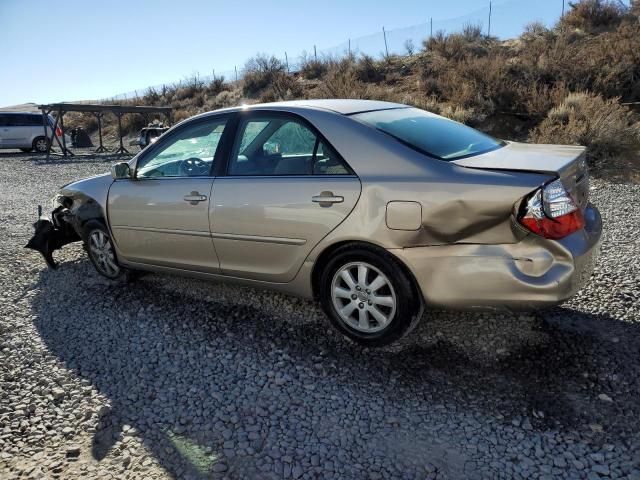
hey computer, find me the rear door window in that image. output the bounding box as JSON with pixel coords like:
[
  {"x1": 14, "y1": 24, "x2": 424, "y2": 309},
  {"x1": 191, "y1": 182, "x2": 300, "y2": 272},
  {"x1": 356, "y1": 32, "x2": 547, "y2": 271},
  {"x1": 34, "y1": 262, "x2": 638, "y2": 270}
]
[
  {"x1": 229, "y1": 115, "x2": 351, "y2": 176},
  {"x1": 28, "y1": 114, "x2": 43, "y2": 126}
]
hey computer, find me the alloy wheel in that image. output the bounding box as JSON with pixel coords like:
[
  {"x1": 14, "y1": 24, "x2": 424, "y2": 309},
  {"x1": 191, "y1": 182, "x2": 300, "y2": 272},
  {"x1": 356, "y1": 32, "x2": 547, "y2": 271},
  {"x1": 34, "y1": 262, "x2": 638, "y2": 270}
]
[
  {"x1": 331, "y1": 261, "x2": 397, "y2": 333},
  {"x1": 35, "y1": 139, "x2": 48, "y2": 152},
  {"x1": 88, "y1": 230, "x2": 120, "y2": 277}
]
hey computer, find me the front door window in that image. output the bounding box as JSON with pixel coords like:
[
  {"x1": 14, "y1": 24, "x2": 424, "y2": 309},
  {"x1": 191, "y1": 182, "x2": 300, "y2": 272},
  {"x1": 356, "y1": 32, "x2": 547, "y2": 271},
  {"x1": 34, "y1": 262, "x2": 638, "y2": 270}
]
[{"x1": 136, "y1": 119, "x2": 226, "y2": 178}]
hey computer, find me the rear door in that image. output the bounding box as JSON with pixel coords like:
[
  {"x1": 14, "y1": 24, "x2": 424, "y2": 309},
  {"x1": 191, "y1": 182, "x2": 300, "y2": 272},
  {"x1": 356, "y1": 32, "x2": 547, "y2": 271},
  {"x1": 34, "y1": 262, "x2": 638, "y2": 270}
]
[
  {"x1": 10, "y1": 114, "x2": 37, "y2": 148},
  {"x1": 108, "y1": 115, "x2": 230, "y2": 272},
  {"x1": 210, "y1": 111, "x2": 361, "y2": 282}
]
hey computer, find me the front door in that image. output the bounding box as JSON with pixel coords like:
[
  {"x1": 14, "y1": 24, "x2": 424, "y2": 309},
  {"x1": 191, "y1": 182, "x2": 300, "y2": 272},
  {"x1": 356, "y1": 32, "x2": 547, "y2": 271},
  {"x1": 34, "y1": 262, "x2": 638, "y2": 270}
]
[
  {"x1": 211, "y1": 112, "x2": 361, "y2": 282},
  {"x1": 108, "y1": 116, "x2": 229, "y2": 272}
]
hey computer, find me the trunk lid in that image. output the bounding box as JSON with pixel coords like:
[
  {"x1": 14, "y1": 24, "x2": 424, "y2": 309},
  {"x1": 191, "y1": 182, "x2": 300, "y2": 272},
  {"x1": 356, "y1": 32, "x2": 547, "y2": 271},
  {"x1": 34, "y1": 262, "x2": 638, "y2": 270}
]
[{"x1": 453, "y1": 141, "x2": 590, "y2": 211}]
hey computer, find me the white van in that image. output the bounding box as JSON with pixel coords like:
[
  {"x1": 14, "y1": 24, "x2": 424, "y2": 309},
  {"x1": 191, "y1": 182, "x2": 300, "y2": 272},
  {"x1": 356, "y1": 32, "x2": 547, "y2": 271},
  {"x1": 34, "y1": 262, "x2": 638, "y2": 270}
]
[{"x1": 0, "y1": 112, "x2": 72, "y2": 153}]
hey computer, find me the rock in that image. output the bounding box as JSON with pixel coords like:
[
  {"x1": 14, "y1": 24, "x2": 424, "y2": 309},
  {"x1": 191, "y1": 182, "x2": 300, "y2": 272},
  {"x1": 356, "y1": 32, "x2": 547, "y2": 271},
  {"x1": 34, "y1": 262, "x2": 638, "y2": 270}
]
[
  {"x1": 212, "y1": 462, "x2": 228, "y2": 473},
  {"x1": 598, "y1": 394, "x2": 613, "y2": 403},
  {"x1": 65, "y1": 445, "x2": 81, "y2": 458},
  {"x1": 592, "y1": 464, "x2": 610, "y2": 476},
  {"x1": 51, "y1": 388, "x2": 65, "y2": 401}
]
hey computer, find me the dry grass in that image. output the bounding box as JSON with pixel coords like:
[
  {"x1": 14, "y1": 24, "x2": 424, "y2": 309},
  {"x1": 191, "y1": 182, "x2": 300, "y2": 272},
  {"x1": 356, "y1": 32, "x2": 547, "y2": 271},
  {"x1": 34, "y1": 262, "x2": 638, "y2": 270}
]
[{"x1": 530, "y1": 92, "x2": 640, "y2": 169}]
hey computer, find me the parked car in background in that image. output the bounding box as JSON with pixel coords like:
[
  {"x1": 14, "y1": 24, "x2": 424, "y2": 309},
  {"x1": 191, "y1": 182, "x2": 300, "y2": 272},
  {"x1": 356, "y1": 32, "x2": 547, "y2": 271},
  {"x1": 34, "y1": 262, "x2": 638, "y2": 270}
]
[
  {"x1": 0, "y1": 112, "x2": 72, "y2": 153},
  {"x1": 27, "y1": 100, "x2": 602, "y2": 346},
  {"x1": 130, "y1": 125, "x2": 169, "y2": 151}
]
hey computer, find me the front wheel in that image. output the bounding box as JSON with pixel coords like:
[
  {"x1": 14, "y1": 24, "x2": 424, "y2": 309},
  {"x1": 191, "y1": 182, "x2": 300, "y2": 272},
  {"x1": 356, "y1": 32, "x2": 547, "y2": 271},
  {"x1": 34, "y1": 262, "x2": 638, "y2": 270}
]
[
  {"x1": 319, "y1": 245, "x2": 423, "y2": 347},
  {"x1": 85, "y1": 222, "x2": 123, "y2": 280}
]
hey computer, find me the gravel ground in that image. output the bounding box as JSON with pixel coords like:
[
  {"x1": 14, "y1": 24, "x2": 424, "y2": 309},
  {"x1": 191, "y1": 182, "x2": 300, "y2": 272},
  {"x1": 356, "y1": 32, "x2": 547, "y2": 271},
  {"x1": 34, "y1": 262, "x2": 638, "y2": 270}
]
[{"x1": 1, "y1": 151, "x2": 639, "y2": 480}]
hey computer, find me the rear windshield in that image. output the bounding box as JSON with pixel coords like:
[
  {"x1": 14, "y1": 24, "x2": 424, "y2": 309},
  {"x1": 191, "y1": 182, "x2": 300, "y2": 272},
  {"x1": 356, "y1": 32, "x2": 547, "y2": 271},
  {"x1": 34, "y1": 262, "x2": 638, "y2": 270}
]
[{"x1": 351, "y1": 107, "x2": 504, "y2": 160}]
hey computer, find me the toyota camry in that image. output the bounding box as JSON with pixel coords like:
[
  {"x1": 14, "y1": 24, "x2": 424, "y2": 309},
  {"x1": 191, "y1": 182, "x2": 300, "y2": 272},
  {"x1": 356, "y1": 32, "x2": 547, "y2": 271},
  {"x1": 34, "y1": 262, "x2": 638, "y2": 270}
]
[{"x1": 27, "y1": 100, "x2": 602, "y2": 346}]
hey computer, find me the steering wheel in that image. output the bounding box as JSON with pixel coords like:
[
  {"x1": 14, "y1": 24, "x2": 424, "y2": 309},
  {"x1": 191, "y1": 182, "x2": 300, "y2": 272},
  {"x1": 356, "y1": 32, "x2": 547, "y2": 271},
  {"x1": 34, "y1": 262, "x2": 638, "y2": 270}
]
[{"x1": 179, "y1": 157, "x2": 209, "y2": 176}]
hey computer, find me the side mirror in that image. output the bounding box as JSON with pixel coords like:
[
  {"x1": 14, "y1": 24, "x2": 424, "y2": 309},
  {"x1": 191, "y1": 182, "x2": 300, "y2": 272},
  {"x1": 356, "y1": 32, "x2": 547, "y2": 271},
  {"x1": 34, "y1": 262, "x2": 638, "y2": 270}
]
[{"x1": 111, "y1": 162, "x2": 132, "y2": 180}]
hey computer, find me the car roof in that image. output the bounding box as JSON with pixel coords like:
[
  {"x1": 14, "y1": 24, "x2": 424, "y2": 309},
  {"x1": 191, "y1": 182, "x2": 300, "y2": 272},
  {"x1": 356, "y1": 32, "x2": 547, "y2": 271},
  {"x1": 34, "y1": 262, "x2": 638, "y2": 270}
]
[
  {"x1": 0, "y1": 111, "x2": 42, "y2": 115},
  {"x1": 204, "y1": 99, "x2": 408, "y2": 117},
  {"x1": 245, "y1": 99, "x2": 407, "y2": 115}
]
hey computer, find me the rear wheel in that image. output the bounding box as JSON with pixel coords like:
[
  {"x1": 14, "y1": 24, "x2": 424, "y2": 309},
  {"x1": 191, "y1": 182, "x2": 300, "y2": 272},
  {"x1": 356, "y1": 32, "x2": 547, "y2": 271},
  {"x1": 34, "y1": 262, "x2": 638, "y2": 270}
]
[
  {"x1": 319, "y1": 245, "x2": 423, "y2": 347},
  {"x1": 85, "y1": 222, "x2": 123, "y2": 279},
  {"x1": 33, "y1": 136, "x2": 49, "y2": 153}
]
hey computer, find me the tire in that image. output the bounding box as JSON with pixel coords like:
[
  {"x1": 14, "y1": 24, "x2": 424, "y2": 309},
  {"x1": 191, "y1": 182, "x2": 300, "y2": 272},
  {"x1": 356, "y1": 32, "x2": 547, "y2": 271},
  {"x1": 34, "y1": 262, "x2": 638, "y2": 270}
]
[
  {"x1": 20, "y1": 148, "x2": 32, "y2": 153},
  {"x1": 32, "y1": 136, "x2": 49, "y2": 153},
  {"x1": 319, "y1": 244, "x2": 423, "y2": 347},
  {"x1": 84, "y1": 221, "x2": 124, "y2": 280}
]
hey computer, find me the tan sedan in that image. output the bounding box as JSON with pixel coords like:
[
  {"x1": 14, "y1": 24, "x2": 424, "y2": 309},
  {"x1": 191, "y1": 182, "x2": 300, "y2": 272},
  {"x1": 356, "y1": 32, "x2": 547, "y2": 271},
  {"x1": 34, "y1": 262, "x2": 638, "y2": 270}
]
[{"x1": 28, "y1": 100, "x2": 602, "y2": 346}]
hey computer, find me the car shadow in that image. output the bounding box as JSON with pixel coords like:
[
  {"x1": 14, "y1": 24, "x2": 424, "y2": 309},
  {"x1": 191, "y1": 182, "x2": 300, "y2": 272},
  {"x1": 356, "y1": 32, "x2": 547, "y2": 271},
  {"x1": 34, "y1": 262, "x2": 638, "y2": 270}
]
[{"x1": 29, "y1": 258, "x2": 640, "y2": 478}]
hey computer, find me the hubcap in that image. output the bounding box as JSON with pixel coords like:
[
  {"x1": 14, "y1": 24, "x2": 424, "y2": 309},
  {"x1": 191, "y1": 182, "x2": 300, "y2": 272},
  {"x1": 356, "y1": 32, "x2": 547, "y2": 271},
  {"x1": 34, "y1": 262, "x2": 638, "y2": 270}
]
[
  {"x1": 89, "y1": 230, "x2": 120, "y2": 277},
  {"x1": 36, "y1": 139, "x2": 47, "y2": 151},
  {"x1": 331, "y1": 261, "x2": 397, "y2": 333}
]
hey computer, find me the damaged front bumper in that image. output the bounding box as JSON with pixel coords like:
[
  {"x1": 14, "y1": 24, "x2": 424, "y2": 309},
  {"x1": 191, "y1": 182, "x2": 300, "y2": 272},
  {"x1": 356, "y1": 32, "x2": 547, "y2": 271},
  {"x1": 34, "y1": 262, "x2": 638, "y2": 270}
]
[{"x1": 25, "y1": 205, "x2": 81, "y2": 268}]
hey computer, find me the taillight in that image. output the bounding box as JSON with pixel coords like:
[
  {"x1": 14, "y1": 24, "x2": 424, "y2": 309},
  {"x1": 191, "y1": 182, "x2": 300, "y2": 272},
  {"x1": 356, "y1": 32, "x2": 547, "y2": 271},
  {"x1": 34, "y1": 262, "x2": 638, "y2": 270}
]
[
  {"x1": 55, "y1": 126, "x2": 63, "y2": 137},
  {"x1": 518, "y1": 179, "x2": 585, "y2": 240}
]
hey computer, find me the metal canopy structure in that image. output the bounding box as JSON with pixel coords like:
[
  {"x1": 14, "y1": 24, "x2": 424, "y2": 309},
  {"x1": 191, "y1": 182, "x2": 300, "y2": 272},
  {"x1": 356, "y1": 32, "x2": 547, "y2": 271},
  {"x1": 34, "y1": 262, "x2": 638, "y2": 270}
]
[{"x1": 38, "y1": 103, "x2": 172, "y2": 160}]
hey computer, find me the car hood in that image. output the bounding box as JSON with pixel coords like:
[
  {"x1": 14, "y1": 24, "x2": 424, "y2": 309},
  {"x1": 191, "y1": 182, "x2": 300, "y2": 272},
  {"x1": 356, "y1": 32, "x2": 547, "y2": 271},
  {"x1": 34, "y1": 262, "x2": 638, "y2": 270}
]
[
  {"x1": 452, "y1": 141, "x2": 586, "y2": 176},
  {"x1": 60, "y1": 172, "x2": 112, "y2": 211}
]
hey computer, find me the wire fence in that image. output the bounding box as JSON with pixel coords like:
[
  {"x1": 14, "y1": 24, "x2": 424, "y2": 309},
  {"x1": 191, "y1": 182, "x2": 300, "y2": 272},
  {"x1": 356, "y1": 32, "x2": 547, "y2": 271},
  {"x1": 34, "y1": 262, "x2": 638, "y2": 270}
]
[{"x1": 103, "y1": 0, "x2": 570, "y2": 102}]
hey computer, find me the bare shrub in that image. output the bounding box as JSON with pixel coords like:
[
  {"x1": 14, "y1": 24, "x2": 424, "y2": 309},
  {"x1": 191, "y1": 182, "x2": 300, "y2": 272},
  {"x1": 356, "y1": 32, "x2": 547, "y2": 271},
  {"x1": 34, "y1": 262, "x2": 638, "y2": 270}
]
[
  {"x1": 212, "y1": 90, "x2": 241, "y2": 109},
  {"x1": 242, "y1": 54, "x2": 286, "y2": 97},
  {"x1": 144, "y1": 86, "x2": 161, "y2": 104},
  {"x1": 462, "y1": 22, "x2": 484, "y2": 41},
  {"x1": 206, "y1": 77, "x2": 227, "y2": 96},
  {"x1": 314, "y1": 59, "x2": 368, "y2": 99},
  {"x1": 404, "y1": 39, "x2": 415, "y2": 56},
  {"x1": 121, "y1": 113, "x2": 147, "y2": 136},
  {"x1": 530, "y1": 92, "x2": 640, "y2": 168},
  {"x1": 300, "y1": 55, "x2": 328, "y2": 80},
  {"x1": 355, "y1": 55, "x2": 385, "y2": 83},
  {"x1": 439, "y1": 105, "x2": 477, "y2": 124},
  {"x1": 561, "y1": 0, "x2": 626, "y2": 33}
]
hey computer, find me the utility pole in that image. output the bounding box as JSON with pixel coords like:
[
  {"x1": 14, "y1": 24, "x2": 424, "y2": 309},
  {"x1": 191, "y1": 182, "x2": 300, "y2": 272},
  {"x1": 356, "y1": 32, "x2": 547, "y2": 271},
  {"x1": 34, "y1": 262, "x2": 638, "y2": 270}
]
[
  {"x1": 285, "y1": 52, "x2": 289, "y2": 73},
  {"x1": 235, "y1": 66, "x2": 238, "y2": 82},
  {"x1": 430, "y1": 17, "x2": 433, "y2": 38},
  {"x1": 487, "y1": 1, "x2": 492, "y2": 37},
  {"x1": 314, "y1": 45, "x2": 317, "y2": 61},
  {"x1": 382, "y1": 26, "x2": 389, "y2": 58},
  {"x1": 348, "y1": 38, "x2": 351, "y2": 57},
  {"x1": 561, "y1": 0, "x2": 565, "y2": 16}
]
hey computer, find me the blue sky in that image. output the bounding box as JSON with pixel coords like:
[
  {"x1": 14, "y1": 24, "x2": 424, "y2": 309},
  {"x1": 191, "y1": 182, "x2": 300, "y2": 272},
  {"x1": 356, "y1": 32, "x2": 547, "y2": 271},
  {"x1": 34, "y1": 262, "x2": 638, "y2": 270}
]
[{"x1": 0, "y1": 0, "x2": 565, "y2": 107}]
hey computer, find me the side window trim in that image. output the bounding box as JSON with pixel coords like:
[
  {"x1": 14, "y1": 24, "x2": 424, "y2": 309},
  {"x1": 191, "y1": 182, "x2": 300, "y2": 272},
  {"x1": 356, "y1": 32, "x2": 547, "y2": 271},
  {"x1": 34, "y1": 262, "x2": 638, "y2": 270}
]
[
  {"x1": 133, "y1": 113, "x2": 234, "y2": 179},
  {"x1": 223, "y1": 110, "x2": 354, "y2": 177}
]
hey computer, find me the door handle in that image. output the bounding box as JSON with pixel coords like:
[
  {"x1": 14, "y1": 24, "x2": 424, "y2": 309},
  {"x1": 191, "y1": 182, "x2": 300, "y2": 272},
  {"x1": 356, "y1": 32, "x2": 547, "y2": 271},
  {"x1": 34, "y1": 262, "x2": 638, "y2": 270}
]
[
  {"x1": 312, "y1": 191, "x2": 344, "y2": 207},
  {"x1": 183, "y1": 191, "x2": 207, "y2": 205}
]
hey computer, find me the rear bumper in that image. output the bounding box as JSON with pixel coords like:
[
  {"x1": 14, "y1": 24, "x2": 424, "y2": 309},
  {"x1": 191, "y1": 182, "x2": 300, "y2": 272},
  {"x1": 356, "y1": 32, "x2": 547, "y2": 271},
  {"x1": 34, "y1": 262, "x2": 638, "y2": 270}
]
[{"x1": 390, "y1": 204, "x2": 602, "y2": 311}]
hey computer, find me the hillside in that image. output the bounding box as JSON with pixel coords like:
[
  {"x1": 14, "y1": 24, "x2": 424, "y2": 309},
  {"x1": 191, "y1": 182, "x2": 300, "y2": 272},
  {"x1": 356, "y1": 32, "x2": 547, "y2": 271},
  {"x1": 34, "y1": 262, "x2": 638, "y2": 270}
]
[{"x1": 66, "y1": 0, "x2": 640, "y2": 178}]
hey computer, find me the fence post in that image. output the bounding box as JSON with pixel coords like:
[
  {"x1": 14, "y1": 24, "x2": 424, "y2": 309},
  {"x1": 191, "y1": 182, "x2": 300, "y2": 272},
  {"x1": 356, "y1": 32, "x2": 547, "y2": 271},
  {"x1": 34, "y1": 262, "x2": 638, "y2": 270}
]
[
  {"x1": 382, "y1": 26, "x2": 389, "y2": 58},
  {"x1": 488, "y1": 1, "x2": 492, "y2": 37}
]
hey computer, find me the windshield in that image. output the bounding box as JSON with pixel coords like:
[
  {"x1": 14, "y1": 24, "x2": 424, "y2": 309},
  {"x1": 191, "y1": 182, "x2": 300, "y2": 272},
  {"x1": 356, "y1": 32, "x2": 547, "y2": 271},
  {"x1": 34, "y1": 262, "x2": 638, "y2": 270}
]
[{"x1": 352, "y1": 107, "x2": 504, "y2": 160}]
